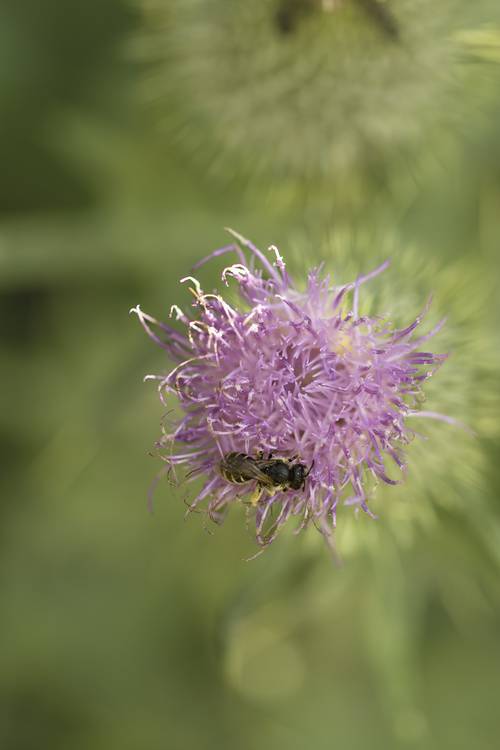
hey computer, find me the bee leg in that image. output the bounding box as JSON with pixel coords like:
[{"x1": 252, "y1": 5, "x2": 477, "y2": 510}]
[
  {"x1": 252, "y1": 485, "x2": 282, "y2": 505},
  {"x1": 250, "y1": 484, "x2": 264, "y2": 506}
]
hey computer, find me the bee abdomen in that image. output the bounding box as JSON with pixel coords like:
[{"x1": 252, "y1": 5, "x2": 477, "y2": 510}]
[
  {"x1": 220, "y1": 452, "x2": 255, "y2": 484},
  {"x1": 222, "y1": 472, "x2": 247, "y2": 484}
]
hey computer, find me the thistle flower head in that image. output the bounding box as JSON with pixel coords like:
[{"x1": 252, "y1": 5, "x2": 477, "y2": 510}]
[{"x1": 132, "y1": 231, "x2": 449, "y2": 549}]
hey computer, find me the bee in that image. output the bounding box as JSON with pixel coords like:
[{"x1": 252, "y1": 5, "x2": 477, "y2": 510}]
[{"x1": 219, "y1": 451, "x2": 314, "y2": 504}]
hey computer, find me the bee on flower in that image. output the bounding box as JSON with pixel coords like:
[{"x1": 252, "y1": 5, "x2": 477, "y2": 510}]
[{"x1": 131, "y1": 229, "x2": 452, "y2": 550}]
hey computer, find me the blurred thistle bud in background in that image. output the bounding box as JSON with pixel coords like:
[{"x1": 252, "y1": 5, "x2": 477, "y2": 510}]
[
  {"x1": 132, "y1": 230, "x2": 498, "y2": 556},
  {"x1": 135, "y1": 0, "x2": 500, "y2": 204}
]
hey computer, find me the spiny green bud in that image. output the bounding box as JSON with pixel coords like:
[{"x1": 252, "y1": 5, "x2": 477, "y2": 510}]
[{"x1": 136, "y1": 0, "x2": 500, "y2": 199}]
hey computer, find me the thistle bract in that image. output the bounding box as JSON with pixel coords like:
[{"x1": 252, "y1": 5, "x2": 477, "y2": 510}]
[{"x1": 132, "y1": 231, "x2": 448, "y2": 548}]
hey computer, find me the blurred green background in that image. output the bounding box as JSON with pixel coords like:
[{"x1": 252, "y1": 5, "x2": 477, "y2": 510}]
[{"x1": 1, "y1": 2, "x2": 500, "y2": 749}]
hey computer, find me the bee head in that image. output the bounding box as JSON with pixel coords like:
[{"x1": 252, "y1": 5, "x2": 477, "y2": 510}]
[
  {"x1": 288, "y1": 463, "x2": 307, "y2": 490},
  {"x1": 289, "y1": 460, "x2": 314, "y2": 490}
]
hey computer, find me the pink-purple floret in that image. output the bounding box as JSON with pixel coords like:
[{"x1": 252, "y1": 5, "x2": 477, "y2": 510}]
[{"x1": 132, "y1": 231, "x2": 448, "y2": 548}]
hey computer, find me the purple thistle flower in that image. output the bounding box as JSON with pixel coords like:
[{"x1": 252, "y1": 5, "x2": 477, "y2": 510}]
[{"x1": 132, "y1": 229, "x2": 449, "y2": 550}]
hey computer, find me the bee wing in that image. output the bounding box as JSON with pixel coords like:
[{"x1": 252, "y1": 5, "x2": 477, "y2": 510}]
[
  {"x1": 221, "y1": 454, "x2": 274, "y2": 486},
  {"x1": 238, "y1": 461, "x2": 275, "y2": 486},
  {"x1": 255, "y1": 459, "x2": 281, "y2": 471}
]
